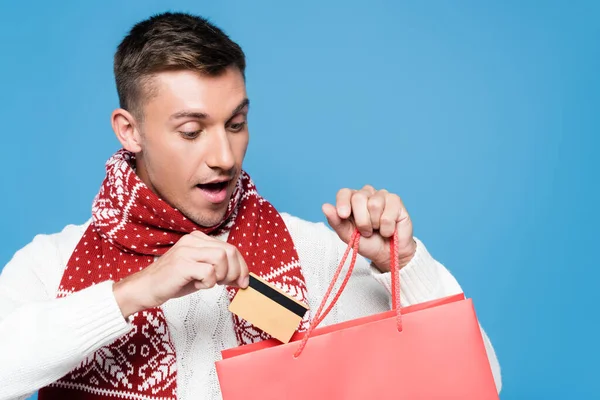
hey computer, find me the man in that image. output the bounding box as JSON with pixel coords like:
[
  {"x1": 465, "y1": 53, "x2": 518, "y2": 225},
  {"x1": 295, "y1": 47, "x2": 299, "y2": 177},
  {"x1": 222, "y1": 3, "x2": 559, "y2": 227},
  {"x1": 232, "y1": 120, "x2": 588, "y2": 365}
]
[{"x1": 0, "y1": 11, "x2": 501, "y2": 400}]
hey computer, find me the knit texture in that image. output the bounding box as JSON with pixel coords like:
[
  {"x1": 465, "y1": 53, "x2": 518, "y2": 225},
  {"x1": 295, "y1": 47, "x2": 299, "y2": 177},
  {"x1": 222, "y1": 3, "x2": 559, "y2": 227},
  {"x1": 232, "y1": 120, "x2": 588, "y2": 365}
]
[
  {"x1": 37, "y1": 149, "x2": 310, "y2": 400},
  {"x1": 0, "y1": 217, "x2": 503, "y2": 399}
]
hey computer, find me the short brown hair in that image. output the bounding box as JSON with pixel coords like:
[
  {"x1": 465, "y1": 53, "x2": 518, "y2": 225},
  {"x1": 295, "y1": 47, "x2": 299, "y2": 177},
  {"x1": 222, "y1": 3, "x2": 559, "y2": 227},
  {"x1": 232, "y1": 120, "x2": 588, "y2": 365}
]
[{"x1": 114, "y1": 12, "x2": 246, "y2": 119}]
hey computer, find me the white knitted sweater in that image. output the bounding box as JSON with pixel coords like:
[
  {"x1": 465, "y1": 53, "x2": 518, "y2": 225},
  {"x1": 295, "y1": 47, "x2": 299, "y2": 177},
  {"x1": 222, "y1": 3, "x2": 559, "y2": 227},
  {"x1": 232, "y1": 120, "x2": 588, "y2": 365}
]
[{"x1": 0, "y1": 213, "x2": 501, "y2": 399}]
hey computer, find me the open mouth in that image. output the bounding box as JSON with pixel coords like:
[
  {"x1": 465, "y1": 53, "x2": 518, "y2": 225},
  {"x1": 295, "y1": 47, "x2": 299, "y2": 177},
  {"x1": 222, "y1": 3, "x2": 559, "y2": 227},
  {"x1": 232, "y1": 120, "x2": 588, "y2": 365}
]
[
  {"x1": 196, "y1": 180, "x2": 231, "y2": 203},
  {"x1": 196, "y1": 181, "x2": 229, "y2": 192}
]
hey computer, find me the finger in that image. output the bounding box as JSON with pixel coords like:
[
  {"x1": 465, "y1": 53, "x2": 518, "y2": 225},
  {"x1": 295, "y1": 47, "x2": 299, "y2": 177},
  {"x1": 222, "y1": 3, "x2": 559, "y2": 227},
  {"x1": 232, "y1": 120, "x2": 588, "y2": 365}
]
[
  {"x1": 177, "y1": 237, "x2": 246, "y2": 287},
  {"x1": 322, "y1": 203, "x2": 355, "y2": 243},
  {"x1": 217, "y1": 246, "x2": 240, "y2": 285},
  {"x1": 186, "y1": 262, "x2": 217, "y2": 289},
  {"x1": 395, "y1": 200, "x2": 414, "y2": 247},
  {"x1": 179, "y1": 244, "x2": 246, "y2": 288},
  {"x1": 176, "y1": 231, "x2": 210, "y2": 247},
  {"x1": 361, "y1": 184, "x2": 376, "y2": 195},
  {"x1": 350, "y1": 190, "x2": 373, "y2": 237},
  {"x1": 367, "y1": 190, "x2": 387, "y2": 230},
  {"x1": 178, "y1": 280, "x2": 202, "y2": 296},
  {"x1": 187, "y1": 230, "x2": 225, "y2": 245},
  {"x1": 195, "y1": 244, "x2": 245, "y2": 287},
  {"x1": 379, "y1": 194, "x2": 403, "y2": 238},
  {"x1": 183, "y1": 230, "x2": 234, "y2": 247},
  {"x1": 215, "y1": 245, "x2": 245, "y2": 287},
  {"x1": 189, "y1": 230, "x2": 209, "y2": 239},
  {"x1": 335, "y1": 188, "x2": 354, "y2": 219},
  {"x1": 236, "y1": 252, "x2": 250, "y2": 288},
  {"x1": 178, "y1": 245, "x2": 231, "y2": 283}
]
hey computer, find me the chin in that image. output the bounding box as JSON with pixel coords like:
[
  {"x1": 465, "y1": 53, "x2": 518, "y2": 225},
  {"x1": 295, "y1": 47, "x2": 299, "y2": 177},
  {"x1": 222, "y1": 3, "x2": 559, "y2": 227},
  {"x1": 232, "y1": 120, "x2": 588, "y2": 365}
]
[
  {"x1": 184, "y1": 205, "x2": 230, "y2": 228},
  {"x1": 176, "y1": 184, "x2": 236, "y2": 228}
]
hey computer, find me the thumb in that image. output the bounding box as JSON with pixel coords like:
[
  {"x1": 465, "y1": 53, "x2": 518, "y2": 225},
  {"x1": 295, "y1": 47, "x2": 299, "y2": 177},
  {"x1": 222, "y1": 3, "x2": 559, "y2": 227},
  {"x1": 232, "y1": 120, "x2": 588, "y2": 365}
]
[{"x1": 322, "y1": 203, "x2": 354, "y2": 243}]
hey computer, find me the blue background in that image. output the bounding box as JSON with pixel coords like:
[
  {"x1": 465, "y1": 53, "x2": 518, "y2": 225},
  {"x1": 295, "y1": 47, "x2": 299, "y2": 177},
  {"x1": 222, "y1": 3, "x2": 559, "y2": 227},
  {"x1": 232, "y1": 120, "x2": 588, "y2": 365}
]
[{"x1": 0, "y1": 1, "x2": 598, "y2": 398}]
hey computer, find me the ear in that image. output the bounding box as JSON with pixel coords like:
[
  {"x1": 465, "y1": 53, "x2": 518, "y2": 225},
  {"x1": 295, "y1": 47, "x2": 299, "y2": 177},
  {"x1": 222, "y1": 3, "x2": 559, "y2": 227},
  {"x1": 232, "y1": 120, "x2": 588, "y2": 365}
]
[{"x1": 111, "y1": 108, "x2": 142, "y2": 152}]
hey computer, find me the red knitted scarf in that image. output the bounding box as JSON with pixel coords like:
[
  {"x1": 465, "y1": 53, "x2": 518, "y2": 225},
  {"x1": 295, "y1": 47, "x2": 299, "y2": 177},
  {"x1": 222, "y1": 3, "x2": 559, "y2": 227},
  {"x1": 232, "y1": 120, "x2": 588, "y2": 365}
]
[{"x1": 38, "y1": 149, "x2": 310, "y2": 399}]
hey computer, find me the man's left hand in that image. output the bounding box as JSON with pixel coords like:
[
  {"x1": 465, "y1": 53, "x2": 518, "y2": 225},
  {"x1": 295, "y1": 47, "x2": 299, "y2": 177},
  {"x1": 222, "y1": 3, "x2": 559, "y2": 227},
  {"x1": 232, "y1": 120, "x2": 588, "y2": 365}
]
[{"x1": 322, "y1": 185, "x2": 417, "y2": 272}]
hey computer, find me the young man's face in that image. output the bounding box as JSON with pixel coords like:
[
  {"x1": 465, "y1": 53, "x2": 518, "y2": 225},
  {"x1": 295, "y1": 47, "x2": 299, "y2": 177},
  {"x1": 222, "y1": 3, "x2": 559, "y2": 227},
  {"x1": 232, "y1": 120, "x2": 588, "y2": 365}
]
[{"x1": 128, "y1": 66, "x2": 249, "y2": 227}]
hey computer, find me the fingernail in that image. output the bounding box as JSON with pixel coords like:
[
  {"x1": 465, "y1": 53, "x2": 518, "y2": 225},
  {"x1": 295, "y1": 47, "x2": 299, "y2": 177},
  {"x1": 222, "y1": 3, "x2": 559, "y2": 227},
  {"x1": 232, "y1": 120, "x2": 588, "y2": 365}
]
[
  {"x1": 242, "y1": 276, "x2": 250, "y2": 288},
  {"x1": 339, "y1": 206, "x2": 350, "y2": 217}
]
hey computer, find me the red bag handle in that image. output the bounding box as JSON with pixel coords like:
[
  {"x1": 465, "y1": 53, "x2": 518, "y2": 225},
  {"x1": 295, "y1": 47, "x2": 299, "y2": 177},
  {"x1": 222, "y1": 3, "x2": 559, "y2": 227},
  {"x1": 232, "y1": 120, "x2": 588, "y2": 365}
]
[{"x1": 294, "y1": 229, "x2": 402, "y2": 358}]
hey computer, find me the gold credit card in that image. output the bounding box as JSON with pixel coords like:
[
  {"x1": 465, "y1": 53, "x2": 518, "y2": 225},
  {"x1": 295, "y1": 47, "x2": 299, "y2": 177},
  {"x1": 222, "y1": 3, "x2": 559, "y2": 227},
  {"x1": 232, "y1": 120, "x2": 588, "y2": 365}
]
[{"x1": 229, "y1": 272, "x2": 310, "y2": 343}]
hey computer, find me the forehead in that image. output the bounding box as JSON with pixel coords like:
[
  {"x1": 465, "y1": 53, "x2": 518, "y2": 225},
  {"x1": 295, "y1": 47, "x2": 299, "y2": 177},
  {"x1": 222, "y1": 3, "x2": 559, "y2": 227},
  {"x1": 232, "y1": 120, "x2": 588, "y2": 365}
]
[{"x1": 143, "y1": 67, "x2": 247, "y2": 117}]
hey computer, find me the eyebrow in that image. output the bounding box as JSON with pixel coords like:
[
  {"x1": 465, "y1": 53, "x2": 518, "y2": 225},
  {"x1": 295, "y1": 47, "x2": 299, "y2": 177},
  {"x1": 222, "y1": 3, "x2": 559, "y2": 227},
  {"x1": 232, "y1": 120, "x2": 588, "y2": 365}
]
[
  {"x1": 230, "y1": 98, "x2": 250, "y2": 118},
  {"x1": 169, "y1": 98, "x2": 250, "y2": 121}
]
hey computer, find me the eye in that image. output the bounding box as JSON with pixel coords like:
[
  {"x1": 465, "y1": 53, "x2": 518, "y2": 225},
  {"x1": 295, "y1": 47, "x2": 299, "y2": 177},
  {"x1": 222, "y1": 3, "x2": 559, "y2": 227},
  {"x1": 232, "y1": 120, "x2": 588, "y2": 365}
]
[
  {"x1": 180, "y1": 130, "x2": 202, "y2": 140},
  {"x1": 228, "y1": 121, "x2": 247, "y2": 133},
  {"x1": 227, "y1": 112, "x2": 248, "y2": 133}
]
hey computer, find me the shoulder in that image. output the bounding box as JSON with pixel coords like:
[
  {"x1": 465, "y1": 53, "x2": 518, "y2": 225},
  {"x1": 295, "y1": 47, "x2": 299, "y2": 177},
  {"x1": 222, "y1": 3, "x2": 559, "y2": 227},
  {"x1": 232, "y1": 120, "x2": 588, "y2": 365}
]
[
  {"x1": 0, "y1": 219, "x2": 91, "y2": 303},
  {"x1": 8, "y1": 220, "x2": 89, "y2": 276},
  {"x1": 25, "y1": 220, "x2": 91, "y2": 263}
]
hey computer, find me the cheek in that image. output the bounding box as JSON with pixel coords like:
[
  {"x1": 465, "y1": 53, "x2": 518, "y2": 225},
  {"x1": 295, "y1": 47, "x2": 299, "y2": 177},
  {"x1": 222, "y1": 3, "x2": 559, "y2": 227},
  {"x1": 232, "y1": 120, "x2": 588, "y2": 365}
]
[
  {"x1": 233, "y1": 133, "x2": 250, "y2": 162},
  {"x1": 144, "y1": 136, "x2": 195, "y2": 188},
  {"x1": 150, "y1": 157, "x2": 197, "y2": 198}
]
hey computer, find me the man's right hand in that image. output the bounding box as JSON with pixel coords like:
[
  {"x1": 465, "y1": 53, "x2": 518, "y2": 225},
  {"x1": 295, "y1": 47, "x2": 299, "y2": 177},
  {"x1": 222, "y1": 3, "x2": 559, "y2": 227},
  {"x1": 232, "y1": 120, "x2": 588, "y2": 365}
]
[{"x1": 113, "y1": 231, "x2": 249, "y2": 319}]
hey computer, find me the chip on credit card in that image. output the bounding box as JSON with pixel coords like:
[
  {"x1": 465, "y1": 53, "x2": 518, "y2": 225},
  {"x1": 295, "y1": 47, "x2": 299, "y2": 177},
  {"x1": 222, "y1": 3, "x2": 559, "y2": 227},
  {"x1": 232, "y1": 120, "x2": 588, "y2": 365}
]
[{"x1": 228, "y1": 272, "x2": 310, "y2": 343}]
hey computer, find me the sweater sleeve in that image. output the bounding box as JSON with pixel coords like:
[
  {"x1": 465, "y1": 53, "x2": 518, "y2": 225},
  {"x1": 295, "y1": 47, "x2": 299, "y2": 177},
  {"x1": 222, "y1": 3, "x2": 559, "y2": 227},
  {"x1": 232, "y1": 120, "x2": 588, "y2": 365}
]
[
  {"x1": 368, "y1": 237, "x2": 503, "y2": 394},
  {"x1": 0, "y1": 231, "x2": 133, "y2": 400}
]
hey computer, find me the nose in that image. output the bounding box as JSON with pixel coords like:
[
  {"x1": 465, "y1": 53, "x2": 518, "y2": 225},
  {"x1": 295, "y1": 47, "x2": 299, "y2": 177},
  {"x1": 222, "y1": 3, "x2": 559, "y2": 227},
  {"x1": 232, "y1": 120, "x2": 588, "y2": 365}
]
[{"x1": 205, "y1": 128, "x2": 236, "y2": 172}]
